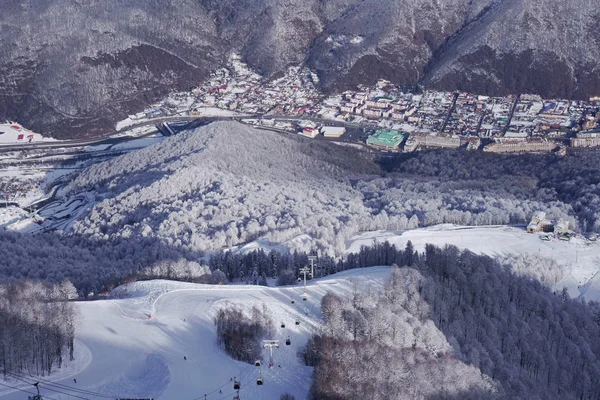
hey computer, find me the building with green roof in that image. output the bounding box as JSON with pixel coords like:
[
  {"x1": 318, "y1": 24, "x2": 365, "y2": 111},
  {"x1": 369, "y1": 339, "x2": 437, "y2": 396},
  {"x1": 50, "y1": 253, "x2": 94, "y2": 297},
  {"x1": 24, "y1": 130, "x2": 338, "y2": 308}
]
[{"x1": 366, "y1": 129, "x2": 407, "y2": 150}]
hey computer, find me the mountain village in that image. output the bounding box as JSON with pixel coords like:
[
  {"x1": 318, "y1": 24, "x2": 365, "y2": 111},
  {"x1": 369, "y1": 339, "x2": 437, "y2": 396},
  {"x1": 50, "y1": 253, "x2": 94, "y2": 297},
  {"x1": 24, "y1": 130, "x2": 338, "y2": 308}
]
[{"x1": 117, "y1": 54, "x2": 600, "y2": 155}]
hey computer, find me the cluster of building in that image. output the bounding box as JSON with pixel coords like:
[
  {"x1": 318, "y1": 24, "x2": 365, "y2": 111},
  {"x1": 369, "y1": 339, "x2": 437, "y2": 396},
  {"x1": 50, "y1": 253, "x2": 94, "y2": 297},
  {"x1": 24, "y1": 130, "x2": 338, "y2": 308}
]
[
  {"x1": 526, "y1": 212, "x2": 572, "y2": 240},
  {"x1": 118, "y1": 56, "x2": 600, "y2": 155},
  {"x1": 0, "y1": 179, "x2": 38, "y2": 205},
  {"x1": 127, "y1": 54, "x2": 323, "y2": 123},
  {"x1": 447, "y1": 94, "x2": 516, "y2": 137},
  {"x1": 570, "y1": 128, "x2": 600, "y2": 148},
  {"x1": 321, "y1": 89, "x2": 424, "y2": 125},
  {"x1": 317, "y1": 82, "x2": 600, "y2": 153},
  {"x1": 299, "y1": 125, "x2": 346, "y2": 139}
]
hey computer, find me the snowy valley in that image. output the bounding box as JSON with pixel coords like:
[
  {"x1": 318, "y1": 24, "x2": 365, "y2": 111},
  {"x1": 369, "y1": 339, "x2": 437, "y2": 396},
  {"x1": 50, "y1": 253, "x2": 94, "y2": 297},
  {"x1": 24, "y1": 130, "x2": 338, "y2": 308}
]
[{"x1": 2, "y1": 121, "x2": 600, "y2": 399}]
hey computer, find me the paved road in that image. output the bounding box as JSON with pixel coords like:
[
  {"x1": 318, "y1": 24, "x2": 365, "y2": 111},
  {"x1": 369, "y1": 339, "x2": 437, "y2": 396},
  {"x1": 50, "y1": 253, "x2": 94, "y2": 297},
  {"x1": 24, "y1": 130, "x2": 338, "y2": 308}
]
[
  {"x1": 0, "y1": 113, "x2": 373, "y2": 153},
  {"x1": 502, "y1": 94, "x2": 521, "y2": 135},
  {"x1": 0, "y1": 130, "x2": 154, "y2": 153},
  {"x1": 0, "y1": 115, "x2": 209, "y2": 153},
  {"x1": 440, "y1": 92, "x2": 460, "y2": 133}
]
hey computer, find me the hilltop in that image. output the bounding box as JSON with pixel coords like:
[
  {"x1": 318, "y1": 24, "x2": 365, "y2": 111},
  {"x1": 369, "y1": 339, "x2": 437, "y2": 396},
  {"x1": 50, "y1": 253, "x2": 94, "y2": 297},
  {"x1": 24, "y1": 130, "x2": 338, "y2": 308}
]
[{"x1": 62, "y1": 121, "x2": 575, "y2": 256}]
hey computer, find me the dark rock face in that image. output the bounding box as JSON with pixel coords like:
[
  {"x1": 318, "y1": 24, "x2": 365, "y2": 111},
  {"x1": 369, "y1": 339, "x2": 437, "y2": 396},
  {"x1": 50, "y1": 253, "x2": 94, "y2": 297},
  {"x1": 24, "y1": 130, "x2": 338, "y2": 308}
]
[{"x1": 1, "y1": 0, "x2": 598, "y2": 137}]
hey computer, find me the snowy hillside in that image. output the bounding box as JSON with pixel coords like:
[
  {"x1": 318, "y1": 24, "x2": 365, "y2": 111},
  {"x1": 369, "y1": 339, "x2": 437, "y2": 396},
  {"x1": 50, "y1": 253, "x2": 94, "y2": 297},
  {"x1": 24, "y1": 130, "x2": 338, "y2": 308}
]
[
  {"x1": 0, "y1": 267, "x2": 497, "y2": 400},
  {"x1": 346, "y1": 225, "x2": 600, "y2": 300},
  {"x1": 0, "y1": 266, "x2": 479, "y2": 400},
  {"x1": 59, "y1": 121, "x2": 575, "y2": 256}
]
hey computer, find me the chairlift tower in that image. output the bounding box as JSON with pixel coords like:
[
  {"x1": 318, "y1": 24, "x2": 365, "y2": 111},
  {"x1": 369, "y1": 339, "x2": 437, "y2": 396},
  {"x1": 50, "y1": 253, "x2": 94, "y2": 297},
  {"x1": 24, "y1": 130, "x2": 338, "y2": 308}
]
[
  {"x1": 263, "y1": 339, "x2": 280, "y2": 368},
  {"x1": 308, "y1": 255, "x2": 317, "y2": 278},
  {"x1": 299, "y1": 266, "x2": 310, "y2": 299},
  {"x1": 28, "y1": 382, "x2": 41, "y2": 400}
]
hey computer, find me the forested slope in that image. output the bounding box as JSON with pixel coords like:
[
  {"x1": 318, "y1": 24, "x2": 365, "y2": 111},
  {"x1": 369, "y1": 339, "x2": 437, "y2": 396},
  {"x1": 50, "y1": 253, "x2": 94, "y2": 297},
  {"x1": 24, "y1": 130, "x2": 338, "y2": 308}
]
[
  {"x1": 2, "y1": 0, "x2": 599, "y2": 136},
  {"x1": 64, "y1": 122, "x2": 578, "y2": 255},
  {"x1": 0, "y1": 280, "x2": 77, "y2": 377},
  {"x1": 307, "y1": 246, "x2": 600, "y2": 399},
  {"x1": 3, "y1": 123, "x2": 600, "y2": 296}
]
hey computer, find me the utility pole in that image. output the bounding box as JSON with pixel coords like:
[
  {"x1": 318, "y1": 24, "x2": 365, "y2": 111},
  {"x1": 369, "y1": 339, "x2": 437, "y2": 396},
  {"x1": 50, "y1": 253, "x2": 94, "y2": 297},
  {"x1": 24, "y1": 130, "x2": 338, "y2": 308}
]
[
  {"x1": 308, "y1": 255, "x2": 317, "y2": 278},
  {"x1": 299, "y1": 267, "x2": 310, "y2": 300},
  {"x1": 263, "y1": 339, "x2": 279, "y2": 368}
]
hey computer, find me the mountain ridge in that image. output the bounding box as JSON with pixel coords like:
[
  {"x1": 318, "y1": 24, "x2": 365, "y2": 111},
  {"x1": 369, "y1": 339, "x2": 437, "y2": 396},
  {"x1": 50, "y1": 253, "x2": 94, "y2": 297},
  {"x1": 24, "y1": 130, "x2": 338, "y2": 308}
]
[{"x1": 1, "y1": 0, "x2": 598, "y2": 137}]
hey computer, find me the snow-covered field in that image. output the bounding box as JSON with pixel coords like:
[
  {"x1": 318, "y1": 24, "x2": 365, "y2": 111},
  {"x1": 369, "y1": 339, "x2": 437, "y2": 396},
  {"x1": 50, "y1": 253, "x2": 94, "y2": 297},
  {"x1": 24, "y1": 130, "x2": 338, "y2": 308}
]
[
  {"x1": 0, "y1": 267, "x2": 391, "y2": 400},
  {"x1": 0, "y1": 123, "x2": 52, "y2": 144},
  {"x1": 0, "y1": 207, "x2": 27, "y2": 228},
  {"x1": 346, "y1": 225, "x2": 600, "y2": 301}
]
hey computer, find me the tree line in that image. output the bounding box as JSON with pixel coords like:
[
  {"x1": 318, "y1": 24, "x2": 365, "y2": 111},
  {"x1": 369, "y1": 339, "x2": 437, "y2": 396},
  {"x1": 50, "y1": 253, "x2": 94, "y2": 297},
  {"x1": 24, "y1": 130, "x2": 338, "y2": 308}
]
[
  {"x1": 214, "y1": 305, "x2": 273, "y2": 364},
  {"x1": 0, "y1": 280, "x2": 77, "y2": 377},
  {"x1": 300, "y1": 243, "x2": 600, "y2": 399}
]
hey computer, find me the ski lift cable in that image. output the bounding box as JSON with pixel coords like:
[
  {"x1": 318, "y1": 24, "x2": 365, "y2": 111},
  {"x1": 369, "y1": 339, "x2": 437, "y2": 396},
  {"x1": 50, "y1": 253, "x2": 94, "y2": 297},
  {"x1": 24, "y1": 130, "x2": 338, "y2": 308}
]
[
  {"x1": 7, "y1": 372, "x2": 113, "y2": 400},
  {"x1": 0, "y1": 380, "x2": 61, "y2": 400},
  {"x1": 192, "y1": 378, "x2": 231, "y2": 399},
  {"x1": 207, "y1": 368, "x2": 254, "y2": 400},
  {"x1": 5, "y1": 371, "x2": 117, "y2": 399},
  {"x1": 4, "y1": 372, "x2": 92, "y2": 399},
  {"x1": 208, "y1": 378, "x2": 248, "y2": 400},
  {"x1": 7, "y1": 375, "x2": 91, "y2": 400},
  {"x1": 193, "y1": 363, "x2": 255, "y2": 400},
  {"x1": 212, "y1": 375, "x2": 254, "y2": 400},
  {"x1": 6, "y1": 371, "x2": 117, "y2": 399}
]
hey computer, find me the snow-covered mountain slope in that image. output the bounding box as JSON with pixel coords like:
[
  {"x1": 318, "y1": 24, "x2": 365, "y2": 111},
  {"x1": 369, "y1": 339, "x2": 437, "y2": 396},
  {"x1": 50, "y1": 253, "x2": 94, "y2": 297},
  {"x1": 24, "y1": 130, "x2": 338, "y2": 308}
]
[
  {"x1": 0, "y1": 266, "x2": 490, "y2": 400},
  {"x1": 58, "y1": 121, "x2": 574, "y2": 256},
  {"x1": 65, "y1": 121, "x2": 383, "y2": 255},
  {"x1": 421, "y1": 0, "x2": 600, "y2": 98},
  {"x1": 346, "y1": 224, "x2": 600, "y2": 301},
  {"x1": 2, "y1": 0, "x2": 599, "y2": 136}
]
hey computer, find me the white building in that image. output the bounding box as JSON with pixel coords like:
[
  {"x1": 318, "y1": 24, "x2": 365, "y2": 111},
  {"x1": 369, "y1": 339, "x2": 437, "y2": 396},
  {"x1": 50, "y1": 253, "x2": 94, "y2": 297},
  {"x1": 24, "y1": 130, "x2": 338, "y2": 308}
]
[
  {"x1": 321, "y1": 126, "x2": 346, "y2": 138},
  {"x1": 363, "y1": 109, "x2": 382, "y2": 119}
]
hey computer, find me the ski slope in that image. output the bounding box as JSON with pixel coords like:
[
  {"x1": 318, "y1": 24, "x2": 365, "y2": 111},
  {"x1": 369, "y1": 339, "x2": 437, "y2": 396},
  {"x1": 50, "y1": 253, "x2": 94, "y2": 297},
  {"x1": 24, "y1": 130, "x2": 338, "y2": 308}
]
[
  {"x1": 0, "y1": 267, "x2": 391, "y2": 400},
  {"x1": 347, "y1": 224, "x2": 600, "y2": 301}
]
